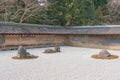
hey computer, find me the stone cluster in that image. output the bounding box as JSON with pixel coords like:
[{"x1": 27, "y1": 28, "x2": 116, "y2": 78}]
[
  {"x1": 44, "y1": 46, "x2": 61, "y2": 53},
  {"x1": 17, "y1": 46, "x2": 34, "y2": 58}
]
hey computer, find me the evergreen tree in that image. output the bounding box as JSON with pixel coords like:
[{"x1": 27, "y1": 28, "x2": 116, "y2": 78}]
[
  {"x1": 47, "y1": 0, "x2": 96, "y2": 26},
  {"x1": 93, "y1": 0, "x2": 108, "y2": 9}
]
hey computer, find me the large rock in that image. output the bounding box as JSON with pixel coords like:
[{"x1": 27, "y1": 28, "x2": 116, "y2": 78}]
[
  {"x1": 17, "y1": 46, "x2": 32, "y2": 58},
  {"x1": 99, "y1": 50, "x2": 111, "y2": 57}
]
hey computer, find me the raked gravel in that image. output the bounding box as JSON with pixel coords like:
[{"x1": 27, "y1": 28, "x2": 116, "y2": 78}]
[{"x1": 0, "y1": 46, "x2": 120, "y2": 80}]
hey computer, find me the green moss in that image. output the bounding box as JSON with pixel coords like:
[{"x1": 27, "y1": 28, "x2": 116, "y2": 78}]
[
  {"x1": 12, "y1": 56, "x2": 39, "y2": 60},
  {"x1": 92, "y1": 54, "x2": 119, "y2": 59}
]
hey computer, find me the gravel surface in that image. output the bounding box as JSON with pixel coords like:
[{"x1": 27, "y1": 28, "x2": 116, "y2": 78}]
[{"x1": 0, "y1": 46, "x2": 120, "y2": 80}]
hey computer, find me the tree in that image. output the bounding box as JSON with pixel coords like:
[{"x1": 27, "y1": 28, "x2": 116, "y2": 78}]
[
  {"x1": 107, "y1": 0, "x2": 120, "y2": 24},
  {"x1": 46, "y1": 0, "x2": 96, "y2": 26},
  {"x1": 95, "y1": 5, "x2": 112, "y2": 25},
  {"x1": 93, "y1": 0, "x2": 112, "y2": 25},
  {"x1": 0, "y1": 0, "x2": 44, "y2": 23},
  {"x1": 93, "y1": 0, "x2": 108, "y2": 9}
]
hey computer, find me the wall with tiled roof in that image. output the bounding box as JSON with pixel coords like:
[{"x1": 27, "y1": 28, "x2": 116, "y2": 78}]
[{"x1": 0, "y1": 22, "x2": 120, "y2": 35}]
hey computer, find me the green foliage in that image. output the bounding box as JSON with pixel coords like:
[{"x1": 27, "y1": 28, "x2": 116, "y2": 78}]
[
  {"x1": 94, "y1": 0, "x2": 111, "y2": 25},
  {"x1": 93, "y1": 0, "x2": 108, "y2": 9},
  {"x1": 1, "y1": 0, "x2": 119, "y2": 25},
  {"x1": 46, "y1": 0, "x2": 96, "y2": 26},
  {"x1": 95, "y1": 5, "x2": 112, "y2": 25}
]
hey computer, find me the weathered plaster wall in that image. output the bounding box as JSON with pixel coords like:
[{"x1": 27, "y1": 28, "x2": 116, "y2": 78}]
[
  {"x1": 1, "y1": 34, "x2": 120, "y2": 50},
  {"x1": 1, "y1": 22, "x2": 120, "y2": 50},
  {"x1": 68, "y1": 35, "x2": 120, "y2": 50},
  {"x1": 2, "y1": 34, "x2": 68, "y2": 49}
]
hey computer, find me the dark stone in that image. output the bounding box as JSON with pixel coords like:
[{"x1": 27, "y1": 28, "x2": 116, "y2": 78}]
[
  {"x1": 55, "y1": 46, "x2": 60, "y2": 52},
  {"x1": 44, "y1": 49, "x2": 56, "y2": 53},
  {"x1": 17, "y1": 46, "x2": 27, "y2": 58},
  {"x1": 44, "y1": 46, "x2": 61, "y2": 53},
  {"x1": 99, "y1": 50, "x2": 111, "y2": 57},
  {"x1": 17, "y1": 46, "x2": 33, "y2": 58}
]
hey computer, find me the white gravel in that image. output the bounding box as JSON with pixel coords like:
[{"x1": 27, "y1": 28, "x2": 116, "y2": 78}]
[{"x1": 0, "y1": 46, "x2": 120, "y2": 80}]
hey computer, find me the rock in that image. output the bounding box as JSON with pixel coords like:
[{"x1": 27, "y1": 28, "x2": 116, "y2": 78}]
[
  {"x1": 99, "y1": 50, "x2": 111, "y2": 57},
  {"x1": 17, "y1": 46, "x2": 32, "y2": 58},
  {"x1": 44, "y1": 46, "x2": 61, "y2": 53},
  {"x1": 17, "y1": 46, "x2": 27, "y2": 58},
  {"x1": 12, "y1": 46, "x2": 38, "y2": 59},
  {"x1": 44, "y1": 49, "x2": 56, "y2": 53},
  {"x1": 55, "y1": 46, "x2": 60, "y2": 52}
]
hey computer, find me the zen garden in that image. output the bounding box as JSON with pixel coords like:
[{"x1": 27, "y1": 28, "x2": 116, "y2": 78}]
[{"x1": 0, "y1": 0, "x2": 120, "y2": 80}]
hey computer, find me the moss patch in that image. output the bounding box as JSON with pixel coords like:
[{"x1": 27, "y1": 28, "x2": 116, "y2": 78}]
[
  {"x1": 91, "y1": 54, "x2": 119, "y2": 59},
  {"x1": 43, "y1": 52, "x2": 60, "y2": 54},
  {"x1": 12, "y1": 55, "x2": 39, "y2": 60}
]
